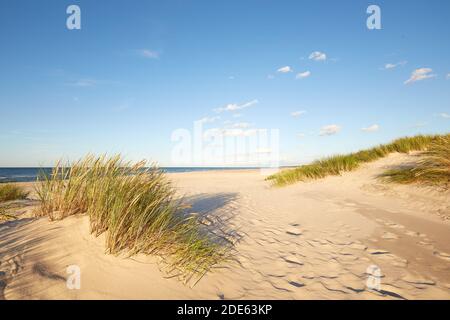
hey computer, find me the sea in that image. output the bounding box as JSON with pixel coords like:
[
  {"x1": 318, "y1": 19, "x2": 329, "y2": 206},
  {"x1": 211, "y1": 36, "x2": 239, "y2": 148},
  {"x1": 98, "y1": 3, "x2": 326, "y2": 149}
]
[{"x1": 0, "y1": 167, "x2": 258, "y2": 183}]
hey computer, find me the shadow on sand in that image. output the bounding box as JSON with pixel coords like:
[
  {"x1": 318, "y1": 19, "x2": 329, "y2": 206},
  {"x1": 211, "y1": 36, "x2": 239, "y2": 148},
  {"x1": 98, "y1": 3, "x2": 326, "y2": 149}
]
[
  {"x1": 0, "y1": 217, "x2": 66, "y2": 300},
  {"x1": 180, "y1": 192, "x2": 243, "y2": 249}
]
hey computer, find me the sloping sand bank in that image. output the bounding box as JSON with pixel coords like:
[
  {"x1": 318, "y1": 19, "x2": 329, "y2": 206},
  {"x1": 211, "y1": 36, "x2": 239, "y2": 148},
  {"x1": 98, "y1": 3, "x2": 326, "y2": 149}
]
[{"x1": 1, "y1": 153, "x2": 449, "y2": 299}]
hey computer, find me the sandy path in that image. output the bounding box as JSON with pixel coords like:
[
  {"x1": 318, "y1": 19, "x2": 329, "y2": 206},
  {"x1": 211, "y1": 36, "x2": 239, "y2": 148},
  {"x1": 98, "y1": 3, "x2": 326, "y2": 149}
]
[{"x1": 1, "y1": 153, "x2": 449, "y2": 299}]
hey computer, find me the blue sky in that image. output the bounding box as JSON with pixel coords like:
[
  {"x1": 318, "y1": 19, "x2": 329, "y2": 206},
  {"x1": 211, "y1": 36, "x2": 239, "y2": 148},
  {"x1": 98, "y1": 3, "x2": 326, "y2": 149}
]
[{"x1": 0, "y1": 0, "x2": 449, "y2": 167}]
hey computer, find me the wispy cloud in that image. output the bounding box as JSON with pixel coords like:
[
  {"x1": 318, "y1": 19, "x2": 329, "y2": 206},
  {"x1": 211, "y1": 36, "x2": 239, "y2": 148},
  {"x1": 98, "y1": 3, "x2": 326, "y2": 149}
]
[
  {"x1": 197, "y1": 116, "x2": 220, "y2": 124},
  {"x1": 309, "y1": 51, "x2": 327, "y2": 61},
  {"x1": 291, "y1": 110, "x2": 307, "y2": 117},
  {"x1": 440, "y1": 112, "x2": 450, "y2": 119},
  {"x1": 361, "y1": 124, "x2": 380, "y2": 132},
  {"x1": 296, "y1": 71, "x2": 311, "y2": 79},
  {"x1": 69, "y1": 78, "x2": 98, "y2": 87},
  {"x1": 277, "y1": 66, "x2": 292, "y2": 73},
  {"x1": 384, "y1": 61, "x2": 407, "y2": 70},
  {"x1": 208, "y1": 128, "x2": 261, "y2": 137},
  {"x1": 137, "y1": 49, "x2": 160, "y2": 59},
  {"x1": 404, "y1": 68, "x2": 436, "y2": 84},
  {"x1": 446, "y1": 73, "x2": 450, "y2": 79},
  {"x1": 320, "y1": 124, "x2": 341, "y2": 136},
  {"x1": 214, "y1": 99, "x2": 258, "y2": 113},
  {"x1": 267, "y1": 74, "x2": 275, "y2": 79},
  {"x1": 297, "y1": 133, "x2": 306, "y2": 138}
]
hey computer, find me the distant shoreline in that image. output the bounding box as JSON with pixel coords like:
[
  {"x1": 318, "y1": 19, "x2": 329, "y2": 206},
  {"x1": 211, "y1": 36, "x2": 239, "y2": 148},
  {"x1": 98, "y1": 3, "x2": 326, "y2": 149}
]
[{"x1": 0, "y1": 166, "x2": 291, "y2": 183}]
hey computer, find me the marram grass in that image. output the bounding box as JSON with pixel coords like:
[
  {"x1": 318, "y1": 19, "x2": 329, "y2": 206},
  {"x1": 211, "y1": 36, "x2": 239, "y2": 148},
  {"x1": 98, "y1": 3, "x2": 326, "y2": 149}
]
[
  {"x1": 0, "y1": 183, "x2": 29, "y2": 202},
  {"x1": 381, "y1": 135, "x2": 450, "y2": 187},
  {"x1": 267, "y1": 134, "x2": 450, "y2": 186},
  {"x1": 34, "y1": 155, "x2": 231, "y2": 283},
  {"x1": 0, "y1": 207, "x2": 17, "y2": 221}
]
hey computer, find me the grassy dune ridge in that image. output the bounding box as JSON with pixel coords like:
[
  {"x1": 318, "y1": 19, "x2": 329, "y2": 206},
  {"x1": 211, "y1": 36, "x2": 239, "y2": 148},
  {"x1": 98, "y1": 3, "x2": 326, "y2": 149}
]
[
  {"x1": 381, "y1": 135, "x2": 450, "y2": 187},
  {"x1": 267, "y1": 134, "x2": 450, "y2": 186},
  {"x1": 34, "y1": 155, "x2": 231, "y2": 283}
]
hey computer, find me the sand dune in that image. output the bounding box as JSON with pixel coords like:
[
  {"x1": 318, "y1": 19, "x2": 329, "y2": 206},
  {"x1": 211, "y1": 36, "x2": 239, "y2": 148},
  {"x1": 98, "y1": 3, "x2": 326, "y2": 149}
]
[{"x1": 1, "y1": 153, "x2": 449, "y2": 299}]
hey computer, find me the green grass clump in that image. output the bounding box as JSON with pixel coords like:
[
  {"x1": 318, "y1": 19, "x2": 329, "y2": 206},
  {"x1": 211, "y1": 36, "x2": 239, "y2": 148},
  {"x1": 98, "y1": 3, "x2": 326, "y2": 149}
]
[
  {"x1": 0, "y1": 184, "x2": 29, "y2": 202},
  {"x1": 35, "y1": 155, "x2": 230, "y2": 283},
  {"x1": 267, "y1": 134, "x2": 449, "y2": 186},
  {"x1": 381, "y1": 135, "x2": 450, "y2": 187}
]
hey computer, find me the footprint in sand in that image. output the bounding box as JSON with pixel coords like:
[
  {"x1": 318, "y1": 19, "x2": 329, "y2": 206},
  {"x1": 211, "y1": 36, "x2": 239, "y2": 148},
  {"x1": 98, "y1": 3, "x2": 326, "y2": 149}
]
[
  {"x1": 379, "y1": 254, "x2": 408, "y2": 268},
  {"x1": 338, "y1": 273, "x2": 366, "y2": 293},
  {"x1": 319, "y1": 279, "x2": 351, "y2": 294},
  {"x1": 288, "y1": 280, "x2": 305, "y2": 288},
  {"x1": 349, "y1": 243, "x2": 367, "y2": 251},
  {"x1": 404, "y1": 230, "x2": 420, "y2": 237},
  {"x1": 368, "y1": 249, "x2": 390, "y2": 255},
  {"x1": 386, "y1": 222, "x2": 405, "y2": 230},
  {"x1": 401, "y1": 273, "x2": 436, "y2": 286},
  {"x1": 286, "y1": 226, "x2": 303, "y2": 236},
  {"x1": 381, "y1": 232, "x2": 399, "y2": 240},
  {"x1": 282, "y1": 255, "x2": 303, "y2": 266},
  {"x1": 434, "y1": 251, "x2": 450, "y2": 261},
  {"x1": 6, "y1": 256, "x2": 23, "y2": 276},
  {"x1": 418, "y1": 241, "x2": 434, "y2": 249},
  {"x1": 326, "y1": 239, "x2": 353, "y2": 246}
]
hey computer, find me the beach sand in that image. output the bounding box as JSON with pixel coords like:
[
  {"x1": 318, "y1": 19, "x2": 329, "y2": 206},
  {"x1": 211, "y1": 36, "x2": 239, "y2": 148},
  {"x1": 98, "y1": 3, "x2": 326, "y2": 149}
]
[{"x1": 1, "y1": 153, "x2": 449, "y2": 299}]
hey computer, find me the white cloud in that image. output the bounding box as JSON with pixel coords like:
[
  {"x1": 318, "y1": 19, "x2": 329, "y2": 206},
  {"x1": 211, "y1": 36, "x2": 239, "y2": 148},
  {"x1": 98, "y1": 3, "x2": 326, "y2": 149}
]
[
  {"x1": 361, "y1": 124, "x2": 380, "y2": 132},
  {"x1": 267, "y1": 74, "x2": 275, "y2": 79},
  {"x1": 404, "y1": 68, "x2": 436, "y2": 84},
  {"x1": 206, "y1": 127, "x2": 266, "y2": 138},
  {"x1": 197, "y1": 116, "x2": 220, "y2": 124},
  {"x1": 297, "y1": 133, "x2": 306, "y2": 138},
  {"x1": 291, "y1": 110, "x2": 307, "y2": 117},
  {"x1": 309, "y1": 51, "x2": 327, "y2": 61},
  {"x1": 296, "y1": 71, "x2": 311, "y2": 79},
  {"x1": 384, "y1": 61, "x2": 407, "y2": 70},
  {"x1": 440, "y1": 113, "x2": 450, "y2": 119},
  {"x1": 137, "y1": 49, "x2": 160, "y2": 59},
  {"x1": 277, "y1": 66, "x2": 292, "y2": 73},
  {"x1": 214, "y1": 99, "x2": 258, "y2": 113},
  {"x1": 320, "y1": 124, "x2": 341, "y2": 136},
  {"x1": 446, "y1": 73, "x2": 450, "y2": 79}
]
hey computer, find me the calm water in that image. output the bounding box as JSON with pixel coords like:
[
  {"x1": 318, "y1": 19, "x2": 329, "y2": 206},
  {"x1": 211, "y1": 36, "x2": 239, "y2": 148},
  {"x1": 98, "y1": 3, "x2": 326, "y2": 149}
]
[{"x1": 0, "y1": 167, "x2": 257, "y2": 183}]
